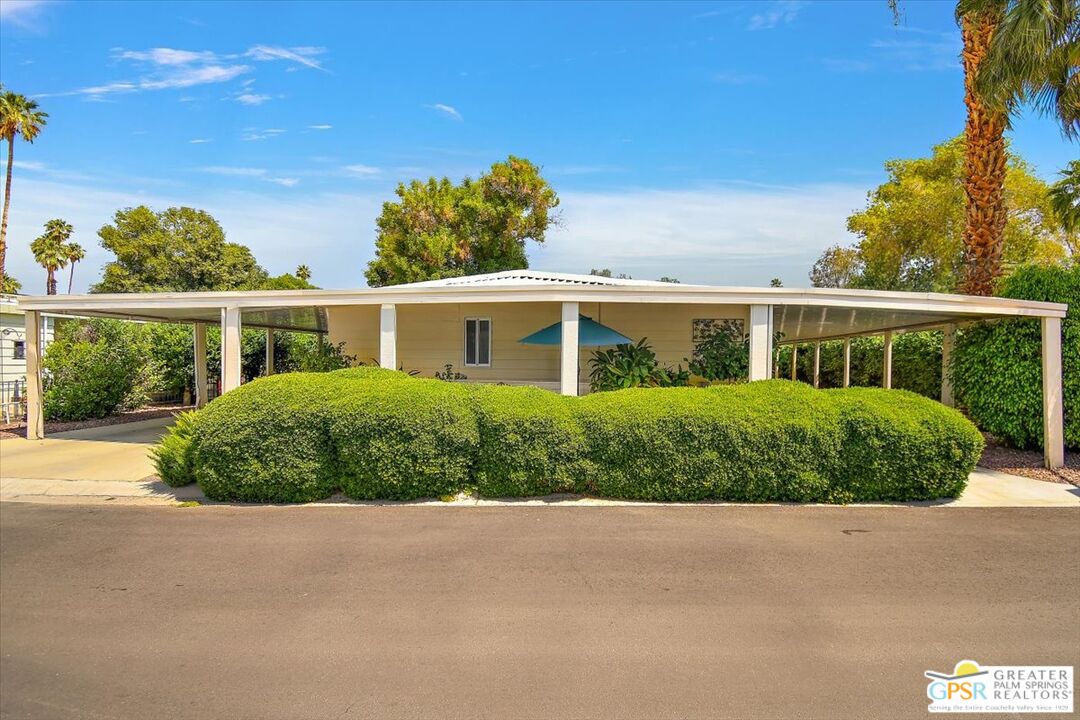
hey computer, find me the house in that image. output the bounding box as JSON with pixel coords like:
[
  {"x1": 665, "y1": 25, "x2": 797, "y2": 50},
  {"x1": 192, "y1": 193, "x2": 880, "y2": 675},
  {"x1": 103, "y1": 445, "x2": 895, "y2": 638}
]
[
  {"x1": 1, "y1": 294, "x2": 56, "y2": 423},
  {"x1": 15, "y1": 270, "x2": 1068, "y2": 468}
]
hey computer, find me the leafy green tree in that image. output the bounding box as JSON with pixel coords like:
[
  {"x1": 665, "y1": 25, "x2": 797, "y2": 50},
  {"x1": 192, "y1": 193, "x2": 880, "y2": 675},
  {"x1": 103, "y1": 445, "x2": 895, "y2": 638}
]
[
  {"x1": 769, "y1": 278, "x2": 783, "y2": 287},
  {"x1": 295, "y1": 264, "x2": 312, "y2": 282},
  {"x1": 260, "y1": 272, "x2": 317, "y2": 290},
  {"x1": 657, "y1": 276, "x2": 680, "y2": 284},
  {"x1": 810, "y1": 245, "x2": 864, "y2": 288},
  {"x1": 819, "y1": 136, "x2": 1072, "y2": 292},
  {"x1": 1050, "y1": 161, "x2": 1080, "y2": 234},
  {"x1": 93, "y1": 206, "x2": 268, "y2": 293},
  {"x1": 43, "y1": 318, "x2": 156, "y2": 421},
  {"x1": 0, "y1": 87, "x2": 48, "y2": 288},
  {"x1": 365, "y1": 156, "x2": 559, "y2": 286},
  {"x1": 590, "y1": 268, "x2": 631, "y2": 279},
  {"x1": 30, "y1": 219, "x2": 73, "y2": 295}
]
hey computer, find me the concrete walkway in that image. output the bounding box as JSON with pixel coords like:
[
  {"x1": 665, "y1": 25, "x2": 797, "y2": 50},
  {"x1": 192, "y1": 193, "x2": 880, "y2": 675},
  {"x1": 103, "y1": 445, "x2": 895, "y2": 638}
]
[{"x1": 1, "y1": 415, "x2": 1077, "y2": 507}]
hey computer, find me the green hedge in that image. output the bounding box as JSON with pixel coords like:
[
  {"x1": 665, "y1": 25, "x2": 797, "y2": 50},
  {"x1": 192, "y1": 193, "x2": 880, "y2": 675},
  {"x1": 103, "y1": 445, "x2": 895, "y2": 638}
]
[
  {"x1": 951, "y1": 264, "x2": 1079, "y2": 450},
  {"x1": 162, "y1": 372, "x2": 983, "y2": 504}
]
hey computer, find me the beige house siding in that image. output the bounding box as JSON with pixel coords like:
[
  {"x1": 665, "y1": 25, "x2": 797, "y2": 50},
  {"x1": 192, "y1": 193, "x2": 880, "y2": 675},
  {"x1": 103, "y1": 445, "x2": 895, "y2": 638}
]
[{"x1": 327, "y1": 302, "x2": 748, "y2": 388}]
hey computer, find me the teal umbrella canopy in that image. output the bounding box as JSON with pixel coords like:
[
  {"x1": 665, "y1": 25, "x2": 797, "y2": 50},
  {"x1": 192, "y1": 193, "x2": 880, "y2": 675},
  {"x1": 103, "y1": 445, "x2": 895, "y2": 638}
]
[{"x1": 518, "y1": 315, "x2": 633, "y2": 346}]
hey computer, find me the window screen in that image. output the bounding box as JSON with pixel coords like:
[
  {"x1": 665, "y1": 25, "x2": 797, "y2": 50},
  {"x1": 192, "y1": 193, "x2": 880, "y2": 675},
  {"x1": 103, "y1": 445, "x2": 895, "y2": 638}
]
[
  {"x1": 13, "y1": 341, "x2": 25, "y2": 360},
  {"x1": 464, "y1": 318, "x2": 491, "y2": 366}
]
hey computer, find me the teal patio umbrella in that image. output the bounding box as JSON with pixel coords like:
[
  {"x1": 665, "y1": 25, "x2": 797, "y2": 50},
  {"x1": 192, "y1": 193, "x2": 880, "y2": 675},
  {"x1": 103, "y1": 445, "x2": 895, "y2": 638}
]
[{"x1": 518, "y1": 315, "x2": 633, "y2": 346}]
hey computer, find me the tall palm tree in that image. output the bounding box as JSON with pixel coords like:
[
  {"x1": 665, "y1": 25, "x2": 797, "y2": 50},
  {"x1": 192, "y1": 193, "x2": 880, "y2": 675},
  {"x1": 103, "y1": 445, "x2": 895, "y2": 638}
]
[
  {"x1": 891, "y1": 1, "x2": 1078, "y2": 294},
  {"x1": 968, "y1": 0, "x2": 1079, "y2": 139},
  {"x1": 30, "y1": 219, "x2": 72, "y2": 295},
  {"x1": 296, "y1": 264, "x2": 311, "y2": 282},
  {"x1": 65, "y1": 241, "x2": 85, "y2": 294},
  {"x1": 0, "y1": 88, "x2": 49, "y2": 288},
  {"x1": 956, "y1": 0, "x2": 1079, "y2": 294},
  {"x1": 957, "y1": 1, "x2": 1009, "y2": 296}
]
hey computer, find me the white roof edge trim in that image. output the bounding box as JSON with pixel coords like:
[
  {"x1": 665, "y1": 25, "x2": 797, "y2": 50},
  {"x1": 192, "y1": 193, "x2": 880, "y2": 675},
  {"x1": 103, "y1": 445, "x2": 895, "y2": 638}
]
[{"x1": 16, "y1": 284, "x2": 1067, "y2": 319}]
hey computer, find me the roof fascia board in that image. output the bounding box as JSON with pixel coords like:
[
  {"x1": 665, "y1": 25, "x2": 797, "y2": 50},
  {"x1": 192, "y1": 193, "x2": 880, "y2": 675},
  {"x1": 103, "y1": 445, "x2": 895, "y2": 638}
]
[{"x1": 17, "y1": 284, "x2": 1067, "y2": 318}]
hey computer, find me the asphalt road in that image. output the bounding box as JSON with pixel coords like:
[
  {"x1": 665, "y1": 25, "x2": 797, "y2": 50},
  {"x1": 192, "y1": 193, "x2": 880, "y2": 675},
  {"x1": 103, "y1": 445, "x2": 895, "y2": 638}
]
[{"x1": 1, "y1": 503, "x2": 1077, "y2": 720}]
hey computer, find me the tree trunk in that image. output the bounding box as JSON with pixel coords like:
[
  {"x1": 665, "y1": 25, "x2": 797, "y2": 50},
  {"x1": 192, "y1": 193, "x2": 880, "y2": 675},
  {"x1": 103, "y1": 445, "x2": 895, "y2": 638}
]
[
  {"x1": 1, "y1": 139, "x2": 13, "y2": 286},
  {"x1": 46, "y1": 269, "x2": 56, "y2": 295},
  {"x1": 68, "y1": 262, "x2": 76, "y2": 293},
  {"x1": 959, "y1": 10, "x2": 1008, "y2": 296}
]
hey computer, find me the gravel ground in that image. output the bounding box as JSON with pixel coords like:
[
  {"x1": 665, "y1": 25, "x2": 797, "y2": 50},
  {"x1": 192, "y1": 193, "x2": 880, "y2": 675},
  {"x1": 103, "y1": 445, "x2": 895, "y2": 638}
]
[
  {"x1": 0, "y1": 405, "x2": 189, "y2": 440},
  {"x1": 978, "y1": 433, "x2": 1079, "y2": 485}
]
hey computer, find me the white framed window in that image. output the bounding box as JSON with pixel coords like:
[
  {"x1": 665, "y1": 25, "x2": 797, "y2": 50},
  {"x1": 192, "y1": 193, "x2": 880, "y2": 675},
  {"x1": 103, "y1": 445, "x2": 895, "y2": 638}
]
[{"x1": 464, "y1": 317, "x2": 491, "y2": 367}]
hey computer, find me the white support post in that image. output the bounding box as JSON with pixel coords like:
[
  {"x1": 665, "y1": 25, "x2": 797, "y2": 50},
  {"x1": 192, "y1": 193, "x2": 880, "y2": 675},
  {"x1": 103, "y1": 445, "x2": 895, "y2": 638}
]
[
  {"x1": 560, "y1": 302, "x2": 580, "y2": 396},
  {"x1": 221, "y1": 307, "x2": 242, "y2": 393},
  {"x1": 941, "y1": 324, "x2": 955, "y2": 407},
  {"x1": 265, "y1": 328, "x2": 275, "y2": 376},
  {"x1": 748, "y1": 304, "x2": 773, "y2": 382},
  {"x1": 790, "y1": 344, "x2": 798, "y2": 381},
  {"x1": 379, "y1": 304, "x2": 397, "y2": 369},
  {"x1": 194, "y1": 322, "x2": 208, "y2": 408},
  {"x1": 883, "y1": 331, "x2": 893, "y2": 390},
  {"x1": 843, "y1": 338, "x2": 852, "y2": 388},
  {"x1": 813, "y1": 342, "x2": 821, "y2": 389},
  {"x1": 24, "y1": 310, "x2": 43, "y2": 440},
  {"x1": 1042, "y1": 317, "x2": 1065, "y2": 469}
]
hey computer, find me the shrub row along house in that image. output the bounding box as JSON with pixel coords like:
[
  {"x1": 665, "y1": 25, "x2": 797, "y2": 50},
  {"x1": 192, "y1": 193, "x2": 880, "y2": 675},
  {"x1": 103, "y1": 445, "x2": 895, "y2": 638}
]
[{"x1": 17, "y1": 270, "x2": 1068, "y2": 468}]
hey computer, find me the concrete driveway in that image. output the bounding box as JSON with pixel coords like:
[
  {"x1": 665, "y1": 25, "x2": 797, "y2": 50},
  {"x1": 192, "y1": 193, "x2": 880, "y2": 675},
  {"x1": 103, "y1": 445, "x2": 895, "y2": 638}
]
[
  {"x1": 1, "y1": 502, "x2": 1077, "y2": 720},
  {"x1": 0, "y1": 416, "x2": 172, "y2": 482}
]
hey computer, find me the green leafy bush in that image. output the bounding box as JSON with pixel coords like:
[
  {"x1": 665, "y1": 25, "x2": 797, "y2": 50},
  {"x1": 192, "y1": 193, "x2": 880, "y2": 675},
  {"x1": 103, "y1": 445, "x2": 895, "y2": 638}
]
[
  {"x1": 576, "y1": 382, "x2": 844, "y2": 502},
  {"x1": 152, "y1": 411, "x2": 199, "y2": 487},
  {"x1": 167, "y1": 371, "x2": 982, "y2": 504},
  {"x1": 951, "y1": 264, "x2": 1078, "y2": 449},
  {"x1": 826, "y1": 388, "x2": 983, "y2": 501},
  {"x1": 470, "y1": 384, "x2": 591, "y2": 496},
  {"x1": 589, "y1": 339, "x2": 689, "y2": 391},
  {"x1": 192, "y1": 373, "x2": 340, "y2": 502},
  {"x1": 329, "y1": 376, "x2": 477, "y2": 501},
  {"x1": 43, "y1": 318, "x2": 157, "y2": 421}
]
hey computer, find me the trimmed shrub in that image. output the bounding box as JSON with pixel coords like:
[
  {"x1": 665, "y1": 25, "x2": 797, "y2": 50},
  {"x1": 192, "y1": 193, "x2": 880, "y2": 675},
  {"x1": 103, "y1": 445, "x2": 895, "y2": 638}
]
[
  {"x1": 193, "y1": 373, "x2": 340, "y2": 502},
  {"x1": 469, "y1": 384, "x2": 592, "y2": 497},
  {"x1": 951, "y1": 264, "x2": 1079, "y2": 449},
  {"x1": 576, "y1": 381, "x2": 844, "y2": 502},
  {"x1": 329, "y1": 377, "x2": 477, "y2": 501},
  {"x1": 152, "y1": 411, "x2": 199, "y2": 487},
  {"x1": 826, "y1": 388, "x2": 983, "y2": 501},
  {"x1": 164, "y1": 370, "x2": 983, "y2": 504}
]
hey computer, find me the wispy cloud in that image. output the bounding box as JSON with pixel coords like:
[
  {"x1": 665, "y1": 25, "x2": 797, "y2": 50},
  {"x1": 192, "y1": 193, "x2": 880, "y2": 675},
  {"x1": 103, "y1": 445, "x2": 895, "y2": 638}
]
[
  {"x1": 309, "y1": 124, "x2": 333, "y2": 130},
  {"x1": 870, "y1": 33, "x2": 961, "y2": 71},
  {"x1": 343, "y1": 164, "x2": 382, "y2": 178},
  {"x1": 200, "y1": 166, "x2": 268, "y2": 177},
  {"x1": 199, "y1": 165, "x2": 300, "y2": 188},
  {"x1": 51, "y1": 43, "x2": 329, "y2": 98},
  {"x1": 245, "y1": 45, "x2": 327, "y2": 71},
  {"x1": 747, "y1": 1, "x2": 805, "y2": 31},
  {"x1": 117, "y1": 48, "x2": 217, "y2": 65},
  {"x1": 0, "y1": 0, "x2": 51, "y2": 29},
  {"x1": 241, "y1": 128, "x2": 286, "y2": 142},
  {"x1": 235, "y1": 92, "x2": 272, "y2": 105},
  {"x1": 430, "y1": 103, "x2": 463, "y2": 121},
  {"x1": 188, "y1": 138, "x2": 212, "y2": 144}
]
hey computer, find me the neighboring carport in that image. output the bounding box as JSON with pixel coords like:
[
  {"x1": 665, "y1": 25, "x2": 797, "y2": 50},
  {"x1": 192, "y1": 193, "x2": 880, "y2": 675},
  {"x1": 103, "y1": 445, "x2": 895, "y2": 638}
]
[{"x1": 15, "y1": 281, "x2": 1068, "y2": 468}]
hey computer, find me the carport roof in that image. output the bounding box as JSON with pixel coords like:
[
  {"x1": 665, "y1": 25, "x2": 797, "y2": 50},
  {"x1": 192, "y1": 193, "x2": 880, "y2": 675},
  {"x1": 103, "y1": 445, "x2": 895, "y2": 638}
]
[{"x1": 15, "y1": 270, "x2": 1066, "y2": 341}]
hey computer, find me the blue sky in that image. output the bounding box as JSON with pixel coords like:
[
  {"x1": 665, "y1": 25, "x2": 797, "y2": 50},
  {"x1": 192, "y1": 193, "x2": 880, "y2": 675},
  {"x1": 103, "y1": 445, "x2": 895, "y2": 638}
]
[{"x1": 0, "y1": 0, "x2": 1072, "y2": 292}]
